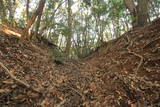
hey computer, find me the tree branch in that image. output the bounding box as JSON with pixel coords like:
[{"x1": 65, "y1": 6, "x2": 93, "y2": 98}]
[{"x1": 0, "y1": 62, "x2": 41, "y2": 94}]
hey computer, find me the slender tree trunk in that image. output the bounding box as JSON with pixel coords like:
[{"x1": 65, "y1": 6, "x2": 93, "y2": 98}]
[
  {"x1": 124, "y1": 18, "x2": 130, "y2": 31},
  {"x1": 96, "y1": 19, "x2": 101, "y2": 46},
  {"x1": 0, "y1": 0, "x2": 6, "y2": 21},
  {"x1": 107, "y1": 24, "x2": 113, "y2": 39},
  {"x1": 33, "y1": 12, "x2": 43, "y2": 41},
  {"x1": 97, "y1": 20, "x2": 105, "y2": 46},
  {"x1": 7, "y1": 0, "x2": 15, "y2": 22},
  {"x1": 65, "y1": 0, "x2": 72, "y2": 58},
  {"x1": 22, "y1": 0, "x2": 46, "y2": 40},
  {"x1": 26, "y1": 0, "x2": 30, "y2": 20}
]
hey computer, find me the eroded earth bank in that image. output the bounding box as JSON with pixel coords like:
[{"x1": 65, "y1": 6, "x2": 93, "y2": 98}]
[{"x1": 0, "y1": 19, "x2": 160, "y2": 107}]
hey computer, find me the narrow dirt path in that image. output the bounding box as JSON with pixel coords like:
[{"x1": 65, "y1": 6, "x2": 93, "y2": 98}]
[{"x1": 0, "y1": 19, "x2": 160, "y2": 107}]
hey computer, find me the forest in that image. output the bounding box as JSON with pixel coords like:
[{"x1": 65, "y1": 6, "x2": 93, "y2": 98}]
[{"x1": 0, "y1": 0, "x2": 160, "y2": 107}]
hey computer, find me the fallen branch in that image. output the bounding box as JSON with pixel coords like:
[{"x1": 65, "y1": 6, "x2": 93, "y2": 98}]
[
  {"x1": 0, "y1": 22, "x2": 22, "y2": 37},
  {"x1": 0, "y1": 62, "x2": 41, "y2": 94},
  {"x1": 65, "y1": 85, "x2": 85, "y2": 101}
]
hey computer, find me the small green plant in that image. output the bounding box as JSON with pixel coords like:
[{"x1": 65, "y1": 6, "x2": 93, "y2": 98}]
[{"x1": 49, "y1": 46, "x2": 65, "y2": 64}]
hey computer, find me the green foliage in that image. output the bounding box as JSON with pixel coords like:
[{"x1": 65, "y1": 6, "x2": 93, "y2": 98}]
[
  {"x1": 108, "y1": 0, "x2": 125, "y2": 18},
  {"x1": 0, "y1": 0, "x2": 159, "y2": 59},
  {"x1": 49, "y1": 46, "x2": 65, "y2": 62}
]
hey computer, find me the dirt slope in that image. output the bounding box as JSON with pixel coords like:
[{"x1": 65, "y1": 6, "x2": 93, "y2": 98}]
[
  {"x1": 0, "y1": 19, "x2": 160, "y2": 107},
  {"x1": 84, "y1": 19, "x2": 160, "y2": 106}
]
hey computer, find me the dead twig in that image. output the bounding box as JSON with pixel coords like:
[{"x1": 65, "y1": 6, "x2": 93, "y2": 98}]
[
  {"x1": 128, "y1": 74, "x2": 160, "y2": 87},
  {"x1": 0, "y1": 62, "x2": 41, "y2": 94},
  {"x1": 65, "y1": 85, "x2": 85, "y2": 101},
  {"x1": 56, "y1": 99, "x2": 67, "y2": 107}
]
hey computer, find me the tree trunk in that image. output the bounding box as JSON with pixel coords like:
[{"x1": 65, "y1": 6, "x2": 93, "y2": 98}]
[
  {"x1": 32, "y1": 12, "x2": 43, "y2": 41},
  {"x1": 26, "y1": 0, "x2": 30, "y2": 20},
  {"x1": 124, "y1": 0, "x2": 149, "y2": 28},
  {"x1": 123, "y1": 0, "x2": 137, "y2": 28},
  {"x1": 0, "y1": 0, "x2": 6, "y2": 21},
  {"x1": 137, "y1": 0, "x2": 149, "y2": 27},
  {"x1": 123, "y1": 0, "x2": 137, "y2": 17},
  {"x1": 7, "y1": 0, "x2": 15, "y2": 22},
  {"x1": 22, "y1": 0, "x2": 46, "y2": 40},
  {"x1": 65, "y1": 0, "x2": 72, "y2": 58}
]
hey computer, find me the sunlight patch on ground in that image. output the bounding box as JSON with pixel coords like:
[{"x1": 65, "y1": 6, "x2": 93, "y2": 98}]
[{"x1": 0, "y1": 22, "x2": 22, "y2": 37}]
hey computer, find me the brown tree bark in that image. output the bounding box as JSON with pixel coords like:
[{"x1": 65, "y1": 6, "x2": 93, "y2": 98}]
[
  {"x1": 124, "y1": 0, "x2": 137, "y2": 27},
  {"x1": 32, "y1": 13, "x2": 43, "y2": 41},
  {"x1": 22, "y1": 0, "x2": 46, "y2": 40},
  {"x1": 124, "y1": 0, "x2": 149, "y2": 28},
  {"x1": 65, "y1": 0, "x2": 72, "y2": 58},
  {"x1": 124, "y1": 0, "x2": 137, "y2": 17},
  {"x1": 137, "y1": 0, "x2": 149, "y2": 27},
  {"x1": 26, "y1": 0, "x2": 30, "y2": 20}
]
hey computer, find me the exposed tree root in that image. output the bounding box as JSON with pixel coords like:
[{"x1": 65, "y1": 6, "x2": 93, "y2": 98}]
[
  {"x1": 143, "y1": 37, "x2": 160, "y2": 49},
  {"x1": 127, "y1": 74, "x2": 160, "y2": 87},
  {"x1": 128, "y1": 51, "x2": 144, "y2": 72},
  {"x1": 126, "y1": 36, "x2": 144, "y2": 73}
]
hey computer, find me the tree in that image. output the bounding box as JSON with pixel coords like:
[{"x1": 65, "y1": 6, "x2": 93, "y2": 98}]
[
  {"x1": 137, "y1": 0, "x2": 150, "y2": 27},
  {"x1": 33, "y1": 13, "x2": 43, "y2": 41},
  {"x1": 0, "y1": 0, "x2": 6, "y2": 21},
  {"x1": 22, "y1": 0, "x2": 46, "y2": 40},
  {"x1": 65, "y1": 0, "x2": 73, "y2": 58},
  {"x1": 124, "y1": 0, "x2": 149, "y2": 28},
  {"x1": 26, "y1": 0, "x2": 30, "y2": 20},
  {"x1": 1, "y1": 0, "x2": 158, "y2": 58}
]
